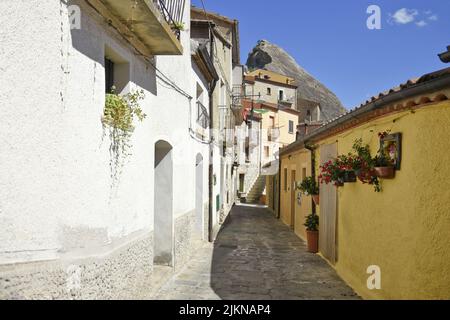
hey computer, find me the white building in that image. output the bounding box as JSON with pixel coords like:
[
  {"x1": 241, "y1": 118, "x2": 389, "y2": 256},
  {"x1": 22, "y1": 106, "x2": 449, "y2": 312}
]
[{"x1": 0, "y1": 0, "x2": 236, "y2": 299}]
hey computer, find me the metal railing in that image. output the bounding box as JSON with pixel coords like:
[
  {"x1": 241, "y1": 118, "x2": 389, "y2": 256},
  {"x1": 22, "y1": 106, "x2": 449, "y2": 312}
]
[
  {"x1": 154, "y1": 0, "x2": 186, "y2": 39},
  {"x1": 196, "y1": 101, "x2": 209, "y2": 129}
]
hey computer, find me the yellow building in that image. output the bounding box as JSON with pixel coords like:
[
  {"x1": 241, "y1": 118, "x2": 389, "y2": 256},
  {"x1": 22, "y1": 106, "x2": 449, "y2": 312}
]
[{"x1": 278, "y1": 67, "x2": 450, "y2": 299}]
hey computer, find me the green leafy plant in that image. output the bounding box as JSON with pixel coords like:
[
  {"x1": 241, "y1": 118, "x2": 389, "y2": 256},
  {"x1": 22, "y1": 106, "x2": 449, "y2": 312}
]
[
  {"x1": 171, "y1": 22, "x2": 185, "y2": 31},
  {"x1": 318, "y1": 155, "x2": 355, "y2": 186},
  {"x1": 304, "y1": 213, "x2": 319, "y2": 232},
  {"x1": 296, "y1": 177, "x2": 319, "y2": 195},
  {"x1": 351, "y1": 139, "x2": 381, "y2": 192},
  {"x1": 102, "y1": 88, "x2": 146, "y2": 187},
  {"x1": 319, "y1": 139, "x2": 382, "y2": 192},
  {"x1": 373, "y1": 152, "x2": 394, "y2": 167}
]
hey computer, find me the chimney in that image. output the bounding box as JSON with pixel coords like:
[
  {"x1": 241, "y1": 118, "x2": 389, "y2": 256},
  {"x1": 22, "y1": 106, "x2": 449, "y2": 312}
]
[{"x1": 438, "y1": 45, "x2": 450, "y2": 63}]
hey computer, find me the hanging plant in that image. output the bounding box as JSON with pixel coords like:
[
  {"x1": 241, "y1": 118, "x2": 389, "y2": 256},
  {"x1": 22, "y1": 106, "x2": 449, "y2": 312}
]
[
  {"x1": 296, "y1": 177, "x2": 319, "y2": 196},
  {"x1": 171, "y1": 22, "x2": 185, "y2": 31},
  {"x1": 102, "y1": 88, "x2": 146, "y2": 187},
  {"x1": 318, "y1": 157, "x2": 349, "y2": 187},
  {"x1": 319, "y1": 139, "x2": 381, "y2": 192},
  {"x1": 351, "y1": 139, "x2": 381, "y2": 192}
]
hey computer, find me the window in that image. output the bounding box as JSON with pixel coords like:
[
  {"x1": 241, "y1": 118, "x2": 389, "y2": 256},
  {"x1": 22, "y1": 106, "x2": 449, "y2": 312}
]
[
  {"x1": 105, "y1": 58, "x2": 114, "y2": 93},
  {"x1": 284, "y1": 168, "x2": 288, "y2": 191},
  {"x1": 279, "y1": 90, "x2": 284, "y2": 102},
  {"x1": 267, "y1": 87, "x2": 271, "y2": 95},
  {"x1": 288, "y1": 120, "x2": 294, "y2": 134},
  {"x1": 239, "y1": 174, "x2": 245, "y2": 192},
  {"x1": 270, "y1": 116, "x2": 275, "y2": 127},
  {"x1": 104, "y1": 46, "x2": 130, "y2": 94},
  {"x1": 264, "y1": 146, "x2": 270, "y2": 158}
]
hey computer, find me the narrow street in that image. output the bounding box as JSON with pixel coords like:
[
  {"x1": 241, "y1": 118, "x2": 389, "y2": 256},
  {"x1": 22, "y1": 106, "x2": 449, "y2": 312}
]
[{"x1": 154, "y1": 205, "x2": 359, "y2": 300}]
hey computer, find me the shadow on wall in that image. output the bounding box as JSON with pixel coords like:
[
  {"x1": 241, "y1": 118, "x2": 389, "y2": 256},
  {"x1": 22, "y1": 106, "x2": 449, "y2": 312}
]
[
  {"x1": 69, "y1": 0, "x2": 157, "y2": 95},
  {"x1": 209, "y1": 205, "x2": 359, "y2": 300}
]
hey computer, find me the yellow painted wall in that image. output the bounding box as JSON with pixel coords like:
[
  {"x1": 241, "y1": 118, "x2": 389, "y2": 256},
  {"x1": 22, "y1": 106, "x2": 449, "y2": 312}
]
[
  {"x1": 280, "y1": 100, "x2": 450, "y2": 299},
  {"x1": 261, "y1": 110, "x2": 298, "y2": 146},
  {"x1": 280, "y1": 150, "x2": 313, "y2": 241}
]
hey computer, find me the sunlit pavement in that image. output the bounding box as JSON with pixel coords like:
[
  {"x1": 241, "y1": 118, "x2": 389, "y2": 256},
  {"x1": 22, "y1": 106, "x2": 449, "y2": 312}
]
[{"x1": 153, "y1": 204, "x2": 359, "y2": 300}]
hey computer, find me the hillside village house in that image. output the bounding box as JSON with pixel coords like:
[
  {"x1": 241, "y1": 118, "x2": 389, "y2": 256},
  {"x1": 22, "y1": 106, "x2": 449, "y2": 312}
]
[
  {"x1": 0, "y1": 0, "x2": 243, "y2": 299},
  {"x1": 276, "y1": 64, "x2": 450, "y2": 299},
  {"x1": 237, "y1": 69, "x2": 299, "y2": 204},
  {"x1": 191, "y1": 7, "x2": 244, "y2": 238}
]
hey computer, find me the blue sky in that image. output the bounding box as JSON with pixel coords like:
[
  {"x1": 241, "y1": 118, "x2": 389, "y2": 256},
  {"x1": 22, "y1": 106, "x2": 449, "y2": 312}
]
[{"x1": 192, "y1": 0, "x2": 450, "y2": 109}]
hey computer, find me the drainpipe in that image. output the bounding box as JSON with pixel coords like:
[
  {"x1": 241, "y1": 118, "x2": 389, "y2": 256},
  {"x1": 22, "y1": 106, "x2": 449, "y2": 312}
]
[
  {"x1": 208, "y1": 37, "x2": 217, "y2": 243},
  {"x1": 277, "y1": 154, "x2": 281, "y2": 219},
  {"x1": 305, "y1": 145, "x2": 316, "y2": 214}
]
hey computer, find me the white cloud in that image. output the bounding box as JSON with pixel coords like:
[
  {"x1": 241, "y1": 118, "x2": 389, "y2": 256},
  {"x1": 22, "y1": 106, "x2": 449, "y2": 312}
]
[
  {"x1": 391, "y1": 8, "x2": 418, "y2": 24},
  {"x1": 428, "y1": 15, "x2": 438, "y2": 21},
  {"x1": 416, "y1": 20, "x2": 427, "y2": 27}
]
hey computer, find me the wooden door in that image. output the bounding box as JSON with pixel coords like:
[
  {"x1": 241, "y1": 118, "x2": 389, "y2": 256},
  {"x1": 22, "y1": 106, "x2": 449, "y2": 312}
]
[
  {"x1": 319, "y1": 143, "x2": 338, "y2": 264},
  {"x1": 290, "y1": 170, "x2": 296, "y2": 229}
]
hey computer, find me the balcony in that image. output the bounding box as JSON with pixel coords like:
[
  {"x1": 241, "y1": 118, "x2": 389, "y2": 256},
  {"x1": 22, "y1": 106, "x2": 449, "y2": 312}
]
[
  {"x1": 86, "y1": 0, "x2": 184, "y2": 55},
  {"x1": 196, "y1": 101, "x2": 209, "y2": 129}
]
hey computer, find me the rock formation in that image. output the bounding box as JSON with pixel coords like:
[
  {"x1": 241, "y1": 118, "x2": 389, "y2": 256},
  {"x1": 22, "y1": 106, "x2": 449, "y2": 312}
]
[{"x1": 246, "y1": 40, "x2": 346, "y2": 121}]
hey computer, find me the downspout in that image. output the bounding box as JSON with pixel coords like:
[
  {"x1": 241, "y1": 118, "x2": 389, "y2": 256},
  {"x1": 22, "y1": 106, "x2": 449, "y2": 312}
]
[
  {"x1": 305, "y1": 144, "x2": 316, "y2": 214},
  {"x1": 277, "y1": 154, "x2": 282, "y2": 219},
  {"x1": 208, "y1": 37, "x2": 217, "y2": 243}
]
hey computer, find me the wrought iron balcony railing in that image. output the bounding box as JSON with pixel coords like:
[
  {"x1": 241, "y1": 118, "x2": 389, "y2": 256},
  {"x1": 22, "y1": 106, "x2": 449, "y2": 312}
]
[
  {"x1": 154, "y1": 0, "x2": 186, "y2": 39},
  {"x1": 196, "y1": 101, "x2": 209, "y2": 129}
]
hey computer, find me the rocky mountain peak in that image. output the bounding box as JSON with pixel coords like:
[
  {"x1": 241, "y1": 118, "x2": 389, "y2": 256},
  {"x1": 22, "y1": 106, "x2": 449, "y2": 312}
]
[{"x1": 246, "y1": 40, "x2": 346, "y2": 121}]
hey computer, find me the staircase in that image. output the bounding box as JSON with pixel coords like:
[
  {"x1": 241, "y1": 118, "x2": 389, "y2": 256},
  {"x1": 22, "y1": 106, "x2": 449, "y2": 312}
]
[{"x1": 245, "y1": 175, "x2": 266, "y2": 204}]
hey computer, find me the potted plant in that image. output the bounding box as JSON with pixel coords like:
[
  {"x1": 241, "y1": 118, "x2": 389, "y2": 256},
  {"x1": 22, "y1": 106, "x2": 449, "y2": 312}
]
[
  {"x1": 304, "y1": 213, "x2": 319, "y2": 253},
  {"x1": 351, "y1": 139, "x2": 382, "y2": 192},
  {"x1": 373, "y1": 150, "x2": 395, "y2": 179},
  {"x1": 171, "y1": 22, "x2": 185, "y2": 31},
  {"x1": 296, "y1": 177, "x2": 320, "y2": 205},
  {"x1": 318, "y1": 159, "x2": 346, "y2": 187},
  {"x1": 319, "y1": 154, "x2": 358, "y2": 187}
]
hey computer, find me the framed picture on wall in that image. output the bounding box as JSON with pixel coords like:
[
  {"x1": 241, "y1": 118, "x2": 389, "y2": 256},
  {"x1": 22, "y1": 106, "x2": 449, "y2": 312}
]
[{"x1": 380, "y1": 133, "x2": 402, "y2": 170}]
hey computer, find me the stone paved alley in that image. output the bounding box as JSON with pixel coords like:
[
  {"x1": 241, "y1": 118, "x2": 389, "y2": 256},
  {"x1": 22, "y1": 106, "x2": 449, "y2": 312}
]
[{"x1": 153, "y1": 204, "x2": 359, "y2": 300}]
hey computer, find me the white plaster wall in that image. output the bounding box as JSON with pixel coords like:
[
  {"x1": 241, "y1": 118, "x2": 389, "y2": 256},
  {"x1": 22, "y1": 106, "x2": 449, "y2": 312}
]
[
  {"x1": 0, "y1": 0, "x2": 209, "y2": 265},
  {"x1": 0, "y1": 0, "x2": 67, "y2": 263}
]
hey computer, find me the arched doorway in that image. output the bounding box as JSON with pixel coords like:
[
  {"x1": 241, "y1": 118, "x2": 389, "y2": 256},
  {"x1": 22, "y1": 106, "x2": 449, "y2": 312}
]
[
  {"x1": 154, "y1": 140, "x2": 173, "y2": 266},
  {"x1": 195, "y1": 154, "x2": 204, "y2": 240}
]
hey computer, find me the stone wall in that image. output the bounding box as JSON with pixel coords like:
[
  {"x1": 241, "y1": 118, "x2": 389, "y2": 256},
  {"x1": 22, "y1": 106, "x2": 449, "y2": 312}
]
[{"x1": 0, "y1": 234, "x2": 153, "y2": 300}]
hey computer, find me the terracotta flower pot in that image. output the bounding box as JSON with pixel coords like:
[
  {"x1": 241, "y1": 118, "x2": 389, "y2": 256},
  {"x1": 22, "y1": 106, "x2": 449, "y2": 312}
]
[
  {"x1": 259, "y1": 195, "x2": 266, "y2": 204},
  {"x1": 343, "y1": 171, "x2": 357, "y2": 183},
  {"x1": 306, "y1": 230, "x2": 319, "y2": 253},
  {"x1": 375, "y1": 166, "x2": 395, "y2": 179},
  {"x1": 312, "y1": 194, "x2": 320, "y2": 206}
]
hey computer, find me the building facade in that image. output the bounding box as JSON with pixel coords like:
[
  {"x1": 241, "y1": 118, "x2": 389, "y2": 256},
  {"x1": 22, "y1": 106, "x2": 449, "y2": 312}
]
[
  {"x1": 278, "y1": 66, "x2": 450, "y2": 299},
  {"x1": 237, "y1": 69, "x2": 300, "y2": 204},
  {"x1": 0, "y1": 0, "x2": 241, "y2": 299},
  {"x1": 191, "y1": 7, "x2": 244, "y2": 238}
]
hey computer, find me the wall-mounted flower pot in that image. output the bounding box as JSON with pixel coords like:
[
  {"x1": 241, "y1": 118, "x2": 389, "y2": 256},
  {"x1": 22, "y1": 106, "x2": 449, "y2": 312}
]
[
  {"x1": 375, "y1": 166, "x2": 395, "y2": 179},
  {"x1": 306, "y1": 230, "x2": 319, "y2": 253},
  {"x1": 312, "y1": 194, "x2": 320, "y2": 206},
  {"x1": 343, "y1": 171, "x2": 357, "y2": 183}
]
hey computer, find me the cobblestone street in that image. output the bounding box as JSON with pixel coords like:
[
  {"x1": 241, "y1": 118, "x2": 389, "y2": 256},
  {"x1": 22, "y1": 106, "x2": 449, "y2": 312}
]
[{"x1": 153, "y1": 204, "x2": 359, "y2": 300}]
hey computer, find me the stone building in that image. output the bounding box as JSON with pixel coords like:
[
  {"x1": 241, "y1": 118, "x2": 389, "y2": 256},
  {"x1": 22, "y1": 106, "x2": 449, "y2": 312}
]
[
  {"x1": 277, "y1": 64, "x2": 450, "y2": 299},
  {"x1": 191, "y1": 7, "x2": 244, "y2": 236},
  {"x1": 236, "y1": 69, "x2": 300, "y2": 204},
  {"x1": 0, "y1": 0, "x2": 240, "y2": 299}
]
